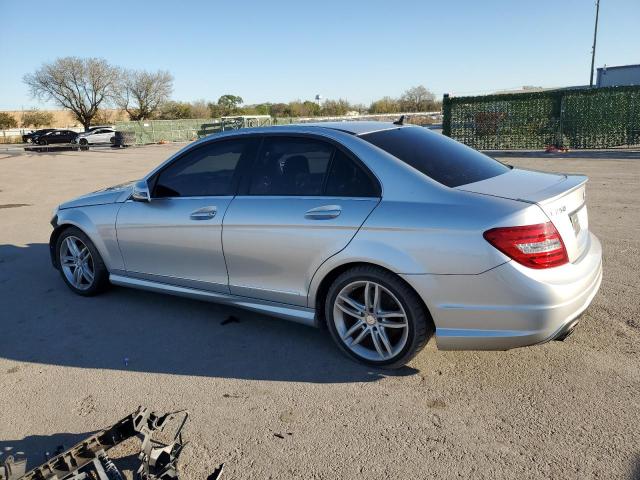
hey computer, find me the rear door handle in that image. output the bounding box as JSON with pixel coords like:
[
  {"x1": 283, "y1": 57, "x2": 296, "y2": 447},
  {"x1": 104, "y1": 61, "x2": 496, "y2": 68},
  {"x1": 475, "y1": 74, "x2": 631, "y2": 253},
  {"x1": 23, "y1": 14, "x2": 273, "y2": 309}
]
[
  {"x1": 305, "y1": 204, "x2": 342, "y2": 220},
  {"x1": 190, "y1": 206, "x2": 217, "y2": 220}
]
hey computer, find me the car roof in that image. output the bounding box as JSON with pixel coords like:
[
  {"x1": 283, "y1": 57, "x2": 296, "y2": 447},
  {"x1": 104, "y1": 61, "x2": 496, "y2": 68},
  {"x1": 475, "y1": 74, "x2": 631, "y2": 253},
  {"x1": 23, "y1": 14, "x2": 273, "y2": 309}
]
[{"x1": 288, "y1": 121, "x2": 402, "y2": 136}]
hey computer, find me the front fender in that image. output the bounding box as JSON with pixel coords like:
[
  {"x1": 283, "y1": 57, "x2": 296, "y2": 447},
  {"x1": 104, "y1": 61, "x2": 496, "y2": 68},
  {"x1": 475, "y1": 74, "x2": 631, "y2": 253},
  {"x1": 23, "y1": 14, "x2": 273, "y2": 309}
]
[{"x1": 51, "y1": 204, "x2": 124, "y2": 271}]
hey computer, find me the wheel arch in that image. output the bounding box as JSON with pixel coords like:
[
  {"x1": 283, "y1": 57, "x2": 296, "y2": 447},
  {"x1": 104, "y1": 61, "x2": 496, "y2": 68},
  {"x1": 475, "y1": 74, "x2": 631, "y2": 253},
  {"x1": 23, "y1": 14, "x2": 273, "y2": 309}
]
[
  {"x1": 49, "y1": 209, "x2": 115, "y2": 271},
  {"x1": 310, "y1": 260, "x2": 433, "y2": 329}
]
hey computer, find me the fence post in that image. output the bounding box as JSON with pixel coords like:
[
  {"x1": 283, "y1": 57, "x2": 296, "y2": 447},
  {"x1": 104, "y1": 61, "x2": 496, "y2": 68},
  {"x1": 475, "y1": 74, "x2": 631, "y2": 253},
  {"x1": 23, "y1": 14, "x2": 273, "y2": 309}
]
[{"x1": 442, "y1": 94, "x2": 451, "y2": 137}]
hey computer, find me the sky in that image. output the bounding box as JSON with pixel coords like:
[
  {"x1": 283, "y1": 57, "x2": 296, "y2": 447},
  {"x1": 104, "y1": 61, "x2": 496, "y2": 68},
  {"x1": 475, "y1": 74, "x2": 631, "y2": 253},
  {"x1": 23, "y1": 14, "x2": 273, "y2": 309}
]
[{"x1": 0, "y1": 0, "x2": 638, "y2": 110}]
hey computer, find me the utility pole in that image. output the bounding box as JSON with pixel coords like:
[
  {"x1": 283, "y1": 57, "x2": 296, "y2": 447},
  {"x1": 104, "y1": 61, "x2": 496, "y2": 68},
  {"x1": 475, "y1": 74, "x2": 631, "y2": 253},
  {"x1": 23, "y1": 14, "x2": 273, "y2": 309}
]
[{"x1": 589, "y1": 0, "x2": 601, "y2": 87}]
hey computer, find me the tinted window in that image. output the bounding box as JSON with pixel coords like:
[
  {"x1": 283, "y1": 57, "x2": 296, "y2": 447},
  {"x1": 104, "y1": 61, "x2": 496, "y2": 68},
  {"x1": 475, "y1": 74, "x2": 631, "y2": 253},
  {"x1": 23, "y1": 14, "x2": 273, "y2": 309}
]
[
  {"x1": 153, "y1": 140, "x2": 249, "y2": 197},
  {"x1": 325, "y1": 149, "x2": 379, "y2": 197},
  {"x1": 361, "y1": 127, "x2": 509, "y2": 188},
  {"x1": 249, "y1": 137, "x2": 332, "y2": 195}
]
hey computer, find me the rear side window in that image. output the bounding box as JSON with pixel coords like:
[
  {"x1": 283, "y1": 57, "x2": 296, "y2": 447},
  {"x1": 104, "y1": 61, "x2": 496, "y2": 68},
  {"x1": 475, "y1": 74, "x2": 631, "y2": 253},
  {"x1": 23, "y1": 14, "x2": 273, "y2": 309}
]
[
  {"x1": 153, "y1": 139, "x2": 251, "y2": 197},
  {"x1": 249, "y1": 136, "x2": 380, "y2": 197},
  {"x1": 249, "y1": 137, "x2": 333, "y2": 195},
  {"x1": 360, "y1": 127, "x2": 509, "y2": 188},
  {"x1": 325, "y1": 149, "x2": 379, "y2": 197}
]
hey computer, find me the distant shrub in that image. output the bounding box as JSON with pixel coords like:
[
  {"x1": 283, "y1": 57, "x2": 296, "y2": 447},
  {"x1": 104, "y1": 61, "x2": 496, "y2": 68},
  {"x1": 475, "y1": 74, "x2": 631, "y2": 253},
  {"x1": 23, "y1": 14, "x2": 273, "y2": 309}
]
[
  {"x1": 0, "y1": 112, "x2": 18, "y2": 129},
  {"x1": 21, "y1": 110, "x2": 53, "y2": 128}
]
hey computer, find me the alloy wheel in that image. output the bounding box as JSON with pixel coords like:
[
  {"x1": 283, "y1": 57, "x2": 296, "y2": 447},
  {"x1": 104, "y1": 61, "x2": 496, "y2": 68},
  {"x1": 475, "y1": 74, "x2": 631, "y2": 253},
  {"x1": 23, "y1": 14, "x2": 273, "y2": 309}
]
[
  {"x1": 60, "y1": 236, "x2": 95, "y2": 290},
  {"x1": 333, "y1": 280, "x2": 409, "y2": 361}
]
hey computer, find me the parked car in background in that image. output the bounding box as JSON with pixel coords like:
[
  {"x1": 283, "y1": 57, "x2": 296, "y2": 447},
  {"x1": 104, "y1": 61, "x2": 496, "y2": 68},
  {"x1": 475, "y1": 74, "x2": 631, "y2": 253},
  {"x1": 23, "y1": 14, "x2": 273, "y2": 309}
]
[
  {"x1": 35, "y1": 129, "x2": 79, "y2": 145},
  {"x1": 87, "y1": 125, "x2": 114, "y2": 132},
  {"x1": 22, "y1": 128, "x2": 55, "y2": 143},
  {"x1": 49, "y1": 122, "x2": 602, "y2": 368},
  {"x1": 74, "y1": 128, "x2": 116, "y2": 145}
]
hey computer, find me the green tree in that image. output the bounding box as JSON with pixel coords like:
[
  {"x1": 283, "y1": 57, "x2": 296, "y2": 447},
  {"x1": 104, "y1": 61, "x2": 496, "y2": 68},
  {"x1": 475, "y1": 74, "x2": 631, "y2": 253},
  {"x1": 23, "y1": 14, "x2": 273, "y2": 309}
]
[
  {"x1": 217, "y1": 94, "x2": 243, "y2": 115},
  {"x1": 0, "y1": 112, "x2": 18, "y2": 129},
  {"x1": 20, "y1": 110, "x2": 54, "y2": 128},
  {"x1": 286, "y1": 100, "x2": 320, "y2": 117},
  {"x1": 269, "y1": 103, "x2": 288, "y2": 117},
  {"x1": 321, "y1": 99, "x2": 351, "y2": 116},
  {"x1": 253, "y1": 103, "x2": 271, "y2": 115},
  {"x1": 157, "y1": 101, "x2": 193, "y2": 119}
]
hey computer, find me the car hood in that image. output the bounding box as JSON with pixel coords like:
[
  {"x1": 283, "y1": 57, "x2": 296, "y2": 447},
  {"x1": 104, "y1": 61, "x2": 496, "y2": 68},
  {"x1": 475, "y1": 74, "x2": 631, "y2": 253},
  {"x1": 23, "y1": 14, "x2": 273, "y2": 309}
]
[{"x1": 59, "y1": 181, "x2": 136, "y2": 209}]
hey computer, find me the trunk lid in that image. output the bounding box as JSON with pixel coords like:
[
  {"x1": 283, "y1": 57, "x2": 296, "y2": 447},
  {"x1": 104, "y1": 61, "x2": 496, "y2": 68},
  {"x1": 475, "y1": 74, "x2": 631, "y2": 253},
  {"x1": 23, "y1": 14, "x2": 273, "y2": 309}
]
[{"x1": 457, "y1": 168, "x2": 589, "y2": 262}]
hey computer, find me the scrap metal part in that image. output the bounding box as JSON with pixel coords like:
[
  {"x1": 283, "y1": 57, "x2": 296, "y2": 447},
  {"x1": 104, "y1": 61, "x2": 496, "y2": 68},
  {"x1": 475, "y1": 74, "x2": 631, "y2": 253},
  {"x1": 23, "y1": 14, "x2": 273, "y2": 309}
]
[{"x1": 0, "y1": 407, "x2": 189, "y2": 480}]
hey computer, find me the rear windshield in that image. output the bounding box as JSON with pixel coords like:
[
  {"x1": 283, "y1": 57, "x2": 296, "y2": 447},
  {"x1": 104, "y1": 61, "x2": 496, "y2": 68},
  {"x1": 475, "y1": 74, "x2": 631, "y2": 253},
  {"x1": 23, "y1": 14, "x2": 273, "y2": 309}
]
[{"x1": 360, "y1": 127, "x2": 509, "y2": 188}]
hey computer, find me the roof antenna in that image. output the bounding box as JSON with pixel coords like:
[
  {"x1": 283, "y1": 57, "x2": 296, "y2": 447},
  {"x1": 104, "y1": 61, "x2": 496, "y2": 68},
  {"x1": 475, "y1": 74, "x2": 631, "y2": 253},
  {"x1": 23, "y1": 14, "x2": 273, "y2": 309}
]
[{"x1": 393, "y1": 115, "x2": 405, "y2": 126}]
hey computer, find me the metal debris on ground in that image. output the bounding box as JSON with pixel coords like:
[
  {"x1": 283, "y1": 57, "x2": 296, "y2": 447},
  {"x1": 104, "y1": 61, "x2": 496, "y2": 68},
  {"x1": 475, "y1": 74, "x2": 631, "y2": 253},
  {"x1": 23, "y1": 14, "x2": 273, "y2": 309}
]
[{"x1": 0, "y1": 407, "x2": 193, "y2": 480}]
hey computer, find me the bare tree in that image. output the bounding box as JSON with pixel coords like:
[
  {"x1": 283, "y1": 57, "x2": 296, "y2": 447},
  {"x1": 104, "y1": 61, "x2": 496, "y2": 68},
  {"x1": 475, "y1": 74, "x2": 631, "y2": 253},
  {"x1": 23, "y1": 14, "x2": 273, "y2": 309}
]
[
  {"x1": 116, "y1": 70, "x2": 173, "y2": 120},
  {"x1": 400, "y1": 85, "x2": 437, "y2": 112},
  {"x1": 23, "y1": 57, "x2": 120, "y2": 131}
]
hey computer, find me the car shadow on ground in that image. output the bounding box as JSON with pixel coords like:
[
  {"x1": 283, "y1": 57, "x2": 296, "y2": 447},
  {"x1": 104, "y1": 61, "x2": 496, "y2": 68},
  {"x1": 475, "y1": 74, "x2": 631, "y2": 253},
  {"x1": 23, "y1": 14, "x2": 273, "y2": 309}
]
[{"x1": 0, "y1": 243, "x2": 417, "y2": 383}]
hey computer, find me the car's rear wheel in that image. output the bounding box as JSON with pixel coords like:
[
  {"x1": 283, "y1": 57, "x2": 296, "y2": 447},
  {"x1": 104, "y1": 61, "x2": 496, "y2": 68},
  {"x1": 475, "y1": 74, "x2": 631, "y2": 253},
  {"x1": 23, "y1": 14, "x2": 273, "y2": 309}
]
[
  {"x1": 56, "y1": 227, "x2": 109, "y2": 296},
  {"x1": 325, "y1": 265, "x2": 433, "y2": 368}
]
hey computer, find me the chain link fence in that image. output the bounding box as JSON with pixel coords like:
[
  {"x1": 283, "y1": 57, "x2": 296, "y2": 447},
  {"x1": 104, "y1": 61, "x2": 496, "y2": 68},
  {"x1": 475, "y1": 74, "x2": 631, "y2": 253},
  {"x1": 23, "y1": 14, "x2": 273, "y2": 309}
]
[
  {"x1": 442, "y1": 86, "x2": 640, "y2": 149},
  {"x1": 114, "y1": 116, "x2": 273, "y2": 145}
]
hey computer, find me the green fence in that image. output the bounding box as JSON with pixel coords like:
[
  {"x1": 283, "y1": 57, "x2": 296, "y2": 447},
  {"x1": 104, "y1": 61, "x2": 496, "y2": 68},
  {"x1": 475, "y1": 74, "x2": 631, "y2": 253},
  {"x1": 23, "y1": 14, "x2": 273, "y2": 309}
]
[
  {"x1": 442, "y1": 86, "x2": 640, "y2": 149},
  {"x1": 114, "y1": 116, "x2": 273, "y2": 145}
]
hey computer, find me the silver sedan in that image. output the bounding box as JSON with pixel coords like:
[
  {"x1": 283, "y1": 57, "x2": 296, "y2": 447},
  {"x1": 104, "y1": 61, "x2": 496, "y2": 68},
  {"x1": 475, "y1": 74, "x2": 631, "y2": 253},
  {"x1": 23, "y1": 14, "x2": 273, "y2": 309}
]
[{"x1": 49, "y1": 122, "x2": 603, "y2": 367}]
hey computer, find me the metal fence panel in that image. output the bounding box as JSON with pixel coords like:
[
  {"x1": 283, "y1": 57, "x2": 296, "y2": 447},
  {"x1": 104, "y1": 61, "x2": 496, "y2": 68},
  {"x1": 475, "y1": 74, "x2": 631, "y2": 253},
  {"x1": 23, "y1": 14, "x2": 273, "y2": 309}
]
[{"x1": 442, "y1": 86, "x2": 640, "y2": 149}]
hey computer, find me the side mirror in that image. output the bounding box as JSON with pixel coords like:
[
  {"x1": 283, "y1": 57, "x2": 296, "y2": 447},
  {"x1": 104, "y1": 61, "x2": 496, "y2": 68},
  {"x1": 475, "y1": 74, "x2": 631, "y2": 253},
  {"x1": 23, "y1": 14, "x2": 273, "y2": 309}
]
[{"x1": 132, "y1": 180, "x2": 151, "y2": 202}]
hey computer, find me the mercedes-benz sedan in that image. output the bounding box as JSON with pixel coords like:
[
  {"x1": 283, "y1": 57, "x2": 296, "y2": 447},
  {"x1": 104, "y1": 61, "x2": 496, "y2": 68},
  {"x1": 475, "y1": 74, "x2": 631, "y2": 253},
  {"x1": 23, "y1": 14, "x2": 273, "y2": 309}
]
[{"x1": 50, "y1": 122, "x2": 602, "y2": 367}]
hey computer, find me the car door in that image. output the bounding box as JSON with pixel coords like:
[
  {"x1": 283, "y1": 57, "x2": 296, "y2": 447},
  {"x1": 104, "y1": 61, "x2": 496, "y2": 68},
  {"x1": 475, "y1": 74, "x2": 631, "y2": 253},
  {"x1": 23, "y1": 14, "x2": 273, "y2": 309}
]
[
  {"x1": 93, "y1": 129, "x2": 111, "y2": 143},
  {"x1": 63, "y1": 130, "x2": 75, "y2": 143},
  {"x1": 223, "y1": 134, "x2": 381, "y2": 306},
  {"x1": 115, "y1": 137, "x2": 258, "y2": 293},
  {"x1": 49, "y1": 131, "x2": 63, "y2": 143}
]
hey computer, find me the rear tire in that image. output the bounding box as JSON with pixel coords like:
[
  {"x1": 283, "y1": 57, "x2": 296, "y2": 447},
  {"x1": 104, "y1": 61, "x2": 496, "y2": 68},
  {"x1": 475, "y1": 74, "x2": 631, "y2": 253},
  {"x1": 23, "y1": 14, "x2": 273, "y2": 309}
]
[
  {"x1": 56, "y1": 227, "x2": 110, "y2": 296},
  {"x1": 325, "y1": 265, "x2": 433, "y2": 369}
]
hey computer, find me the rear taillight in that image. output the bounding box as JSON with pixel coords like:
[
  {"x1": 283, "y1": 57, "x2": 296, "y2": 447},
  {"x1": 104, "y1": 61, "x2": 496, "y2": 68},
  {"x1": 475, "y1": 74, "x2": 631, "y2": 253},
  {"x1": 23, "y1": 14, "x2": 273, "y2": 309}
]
[{"x1": 483, "y1": 222, "x2": 568, "y2": 269}]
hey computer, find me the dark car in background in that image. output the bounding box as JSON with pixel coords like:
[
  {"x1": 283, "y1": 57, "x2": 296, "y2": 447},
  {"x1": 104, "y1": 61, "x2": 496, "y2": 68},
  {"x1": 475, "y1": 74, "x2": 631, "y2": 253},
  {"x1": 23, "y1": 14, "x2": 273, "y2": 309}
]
[
  {"x1": 22, "y1": 128, "x2": 55, "y2": 143},
  {"x1": 35, "y1": 129, "x2": 79, "y2": 145}
]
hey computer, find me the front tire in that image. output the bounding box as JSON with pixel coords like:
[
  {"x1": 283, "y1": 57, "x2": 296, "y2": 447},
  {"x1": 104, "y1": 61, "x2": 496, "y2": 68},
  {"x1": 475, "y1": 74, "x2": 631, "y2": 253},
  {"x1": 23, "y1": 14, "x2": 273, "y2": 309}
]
[
  {"x1": 56, "y1": 227, "x2": 109, "y2": 296},
  {"x1": 325, "y1": 265, "x2": 433, "y2": 369},
  {"x1": 79, "y1": 138, "x2": 88, "y2": 145}
]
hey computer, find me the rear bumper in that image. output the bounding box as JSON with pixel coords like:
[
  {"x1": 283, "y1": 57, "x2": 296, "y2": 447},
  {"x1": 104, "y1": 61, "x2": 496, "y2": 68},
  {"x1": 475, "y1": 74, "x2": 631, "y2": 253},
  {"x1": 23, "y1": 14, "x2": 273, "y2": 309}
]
[{"x1": 401, "y1": 232, "x2": 603, "y2": 350}]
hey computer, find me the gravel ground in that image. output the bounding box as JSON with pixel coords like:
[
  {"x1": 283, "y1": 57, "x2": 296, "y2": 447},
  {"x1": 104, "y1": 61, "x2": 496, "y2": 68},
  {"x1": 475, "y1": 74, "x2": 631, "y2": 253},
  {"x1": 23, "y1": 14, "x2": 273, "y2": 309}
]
[{"x1": 0, "y1": 145, "x2": 638, "y2": 479}]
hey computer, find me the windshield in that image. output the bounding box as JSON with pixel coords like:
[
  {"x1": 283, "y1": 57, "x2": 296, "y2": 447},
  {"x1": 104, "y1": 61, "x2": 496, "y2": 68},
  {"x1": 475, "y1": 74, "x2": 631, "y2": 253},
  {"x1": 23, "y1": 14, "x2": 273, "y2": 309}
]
[{"x1": 360, "y1": 127, "x2": 509, "y2": 188}]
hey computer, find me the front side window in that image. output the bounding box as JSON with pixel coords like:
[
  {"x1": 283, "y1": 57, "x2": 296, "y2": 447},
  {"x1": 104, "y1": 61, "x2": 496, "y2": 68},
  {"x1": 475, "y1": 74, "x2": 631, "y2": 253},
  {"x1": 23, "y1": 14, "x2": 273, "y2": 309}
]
[
  {"x1": 153, "y1": 139, "x2": 251, "y2": 197},
  {"x1": 249, "y1": 137, "x2": 333, "y2": 196},
  {"x1": 360, "y1": 126, "x2": 509, "y2": 188}
]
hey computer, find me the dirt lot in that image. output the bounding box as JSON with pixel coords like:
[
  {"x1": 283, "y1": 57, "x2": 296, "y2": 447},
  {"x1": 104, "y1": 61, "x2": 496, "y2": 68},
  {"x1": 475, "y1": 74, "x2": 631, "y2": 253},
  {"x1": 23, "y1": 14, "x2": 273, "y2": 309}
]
[{"x1": 0, "y1": 145, "x2": 639, "y2": 479}]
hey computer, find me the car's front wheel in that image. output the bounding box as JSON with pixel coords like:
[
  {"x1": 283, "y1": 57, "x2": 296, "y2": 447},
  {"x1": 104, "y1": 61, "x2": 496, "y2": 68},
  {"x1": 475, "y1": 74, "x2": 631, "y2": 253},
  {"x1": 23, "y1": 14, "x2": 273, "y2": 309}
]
[
  {"x1": 56, "y1": 227, "x2": 109, "y2": 296},
  {"x1": 325, "y1": 265, "x2": 433, "y2": 368},
  {"x1": 79, "y1": 138, "x2": 88, "y2": 145}
]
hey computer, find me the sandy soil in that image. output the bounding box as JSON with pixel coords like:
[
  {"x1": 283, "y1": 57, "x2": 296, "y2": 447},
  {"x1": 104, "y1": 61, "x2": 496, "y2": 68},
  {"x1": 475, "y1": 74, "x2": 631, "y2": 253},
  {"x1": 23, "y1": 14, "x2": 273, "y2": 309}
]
[{"x1": 0, "y1": 145, "x2": 638, "y2": 479}]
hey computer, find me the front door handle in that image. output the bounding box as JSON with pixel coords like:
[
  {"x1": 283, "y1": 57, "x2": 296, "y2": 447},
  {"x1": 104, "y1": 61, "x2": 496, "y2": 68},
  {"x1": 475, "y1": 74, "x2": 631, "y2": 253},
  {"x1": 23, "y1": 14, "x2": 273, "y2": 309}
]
[
  {"x1": 305, "y1": 204, "x2": 342, "y2": 220},
  {"x1": 190, "y1": 206, "x2": 217, "y2": 220}
]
